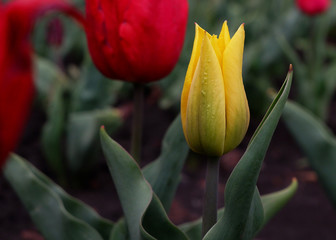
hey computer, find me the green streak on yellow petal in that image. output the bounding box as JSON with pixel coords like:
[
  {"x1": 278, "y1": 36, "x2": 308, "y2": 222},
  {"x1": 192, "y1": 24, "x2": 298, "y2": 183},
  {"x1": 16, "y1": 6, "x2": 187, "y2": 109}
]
[
  {"x1": 181, "y1": 23, "x2": 205, "y2": 138},
  {"x1": 222, "y1": 24, "x2": 250, "y2": 152},
  {"x1": 186, "y1": 33, "x2": 226, "y2": 156}
]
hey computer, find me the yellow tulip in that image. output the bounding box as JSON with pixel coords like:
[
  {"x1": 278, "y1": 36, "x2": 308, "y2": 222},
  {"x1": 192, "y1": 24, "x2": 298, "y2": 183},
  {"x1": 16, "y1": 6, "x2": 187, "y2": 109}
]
[{"x1": 181, "y1": 21, "x2": 249, "y2": 157}]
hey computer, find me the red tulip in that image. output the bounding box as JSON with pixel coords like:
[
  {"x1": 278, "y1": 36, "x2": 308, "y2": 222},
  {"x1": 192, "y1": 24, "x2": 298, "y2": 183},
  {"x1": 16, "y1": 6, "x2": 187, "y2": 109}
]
[
  {"x1": 296, "y1": 0, "x2": 331, "y2": 15},
  {"x1": 0, "y1": 0, "x2": 84, "y2": 168},
  {"x1": 85, "y1": 0, "x2": 188, "y2": 83}
]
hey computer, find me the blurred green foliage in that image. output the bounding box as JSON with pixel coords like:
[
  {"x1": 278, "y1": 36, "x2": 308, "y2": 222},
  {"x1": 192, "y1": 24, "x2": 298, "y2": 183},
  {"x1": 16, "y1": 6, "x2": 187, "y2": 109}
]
[
  {"x1": 159, "y1": 0, "x2": 309, "y2": 115},
  {"x1": 278, "y1": 5, "x2": 336, "y2": 120},
  {"x1": 284, "y1": 101, "x2": 336, "y2": 209},
  {"x1": 29, "y1": 0, "x2": 336, "y2": 184},
  {"x1": 3, "y1": 68, "x2": 296, "y2": 240},
  {"x1": 32, "y1": 9, "x2": 126, "y2": 183}
]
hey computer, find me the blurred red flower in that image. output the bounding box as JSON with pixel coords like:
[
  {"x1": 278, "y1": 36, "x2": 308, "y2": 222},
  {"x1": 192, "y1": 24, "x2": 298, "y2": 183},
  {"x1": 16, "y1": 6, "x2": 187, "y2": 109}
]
[
  {"x1": 0, "y1": 0, "x2": 188, "y2": 167},
  {"x1": 85, "y1": 0, "x2": 188, "y2": 83},
  {"x1": 0, "y1": 0, "x2": 84, "y2": 168},
  {"x1": 296, "y1": 0, "x2": 331, "y2": 15},
  {"x1": 46, "y1": 18, "x2": 64, "y2": 47}
]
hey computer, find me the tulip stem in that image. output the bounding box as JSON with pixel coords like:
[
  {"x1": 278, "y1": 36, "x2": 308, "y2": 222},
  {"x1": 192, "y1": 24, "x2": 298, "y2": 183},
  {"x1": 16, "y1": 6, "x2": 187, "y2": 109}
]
[
  {"x1": 202, "y1": 157, "x2": 220, "y2": 237},
  {"x1": 131, "y1": 83, "x2": 144, "y2": 163}
]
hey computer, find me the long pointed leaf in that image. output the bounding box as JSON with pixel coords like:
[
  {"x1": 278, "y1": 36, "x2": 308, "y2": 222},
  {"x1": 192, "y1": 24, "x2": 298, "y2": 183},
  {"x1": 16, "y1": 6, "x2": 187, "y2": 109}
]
[
  {"x1": 100, "y1": 128, "x2": 152, "y2": 240},
  {"x1": 241, "y1": 188, "x2": 264, "y2": 240},
  {"x1": 66, "y1": 108, "x2": 122, "y2": 174},
  {"x1": 283, "y1": 101, "x2": 336, "y2": 207},
  {"x1": 143, "y1": 115, "x2": 189, "y2": 211},
  {"x1": 4, "y1": 154, "x2": 107, "y2": 240},
  {"x1": 141, "y1": 194, "x2": 188, "y2": 240},
  {"x1": 180, "y1": 178, "x2": 297, "y2": 240},
  {"x1": 100, "y1": 128, "x2": 188, "y2": 240},
  {"x1": 41, "y1": 85, "x2": 67, "y2": 179},
  {"x1": 24, "y1": 159, "x2": 114, "y2": 239},
  {"x1": 109, "y1": 219, "x2": 128, "y2": 240},
  {"x1": 204, "y1": 68, "x2": 293, "y2": 240},
  {"x1": 261, "y1": 178, "x2": 298, "y2": 227}
]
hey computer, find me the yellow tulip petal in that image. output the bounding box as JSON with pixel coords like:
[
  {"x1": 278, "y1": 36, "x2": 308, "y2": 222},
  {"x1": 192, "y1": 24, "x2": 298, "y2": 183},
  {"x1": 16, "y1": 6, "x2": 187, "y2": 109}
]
[
  {"x1": 222, "y1": 24, "x2": 250, "y2": 152},
  {"x1": 185, "y1": 32, "x2": 226, "y2": 156},
  {"x1": 210, "y1": 34, "x2": 222, "y2": 64},
  {"x1": 181, "y1": 23, "x2": 206, "y2": 136},
  {"x1": 218, "y1": 20, "x2": 231, "y2": 52},
  {"x1": 181, "y1": 21, "x2": 249, "y2": 157}
]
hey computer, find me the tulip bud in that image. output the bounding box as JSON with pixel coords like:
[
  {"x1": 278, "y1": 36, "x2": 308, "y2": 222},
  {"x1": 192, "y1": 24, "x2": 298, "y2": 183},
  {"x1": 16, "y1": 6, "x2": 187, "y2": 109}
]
[
  {"x1": 85, "y1": 0, "x2": 188, "y2": 83},
  {"x1": 181, "y1": 22, "x2": 249, "y2": 157},
  {"x1": 296, "y1": 0, "x2": 331, "y2": 16}
]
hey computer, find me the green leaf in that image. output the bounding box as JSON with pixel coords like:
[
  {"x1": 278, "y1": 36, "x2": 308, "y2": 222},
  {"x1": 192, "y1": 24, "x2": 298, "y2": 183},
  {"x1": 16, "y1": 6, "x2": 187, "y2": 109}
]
[
  {"x1": 261, "y1": 178, "x2": 298, "y2": 227},
  {"x1": 109, "y1": 219, "x2": 128, "y2": 240},
  {"x1": 180, "y1": 219, "x2": 202, "y2": 240},
  {"x1": 142, "y1": 115, "x2": 189, "y2": 211},
  {"x1": 141, "y1": 194, "x2": 188, "y2": 240},
  {"x1": 26, "y1": 160, "x2": 114, "y2": 239},
  {"x1": 204, "y1": 68, "x2": 293, "y2": 240},
  {"x1": 283, "y1": 101, "x2": 336, "y2": 207},
  {"x1": 180, "y1": 208, "x2": 225, "y2": 240},
  {"x1": 66, "y1": 108, "x2": 123, "y2": 174},
  {"x1": 4, "y1": 154, "x2": 112, "y2": 240},
  {"x1": 72, "y1": 61, "x2": 123, "y2": 112},
  {"x1": 100, "y1": 128, "x2": 188, "y2": 240},
  {"x1": 100, "y1": 128, "x2": 152, "y2": 240},
  {"x1": 41, "y1": 85, "x2": 68, "y2": 181},
  {"x1": 241, "y1": 188, "x2": 264, "y2": 240},
  {"x1": 34, "y1": 57, "x2": 67, "y2": 106},
  {"x1": 66, "y1": 111, "x2": 98, "y2": 173},
  {"x1": 35, "y1": 58, "x2": 69, "y2": 180},
  {"x1": 180, "y1": 180, "x2": 297, "y2": 240}
]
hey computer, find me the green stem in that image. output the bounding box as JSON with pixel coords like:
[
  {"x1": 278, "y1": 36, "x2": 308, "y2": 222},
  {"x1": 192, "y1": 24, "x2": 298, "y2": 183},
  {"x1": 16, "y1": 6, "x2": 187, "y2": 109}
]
[
  {"x1": 306, "y1": 15, "x2": 330, "y2": 119},
  {"x1": 130, "y1": 84, "x2": 144, "y2": 163},
  {"x1": 202, "y1": 157, "x2": 220, "y2": 237}
]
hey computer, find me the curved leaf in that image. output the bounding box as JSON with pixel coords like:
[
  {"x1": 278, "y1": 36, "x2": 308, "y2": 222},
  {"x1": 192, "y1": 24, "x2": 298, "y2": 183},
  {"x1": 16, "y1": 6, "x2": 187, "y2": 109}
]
[
  {"x1": 100, "y1": 128, "x2": 152, "y2": 240},
  {"x1": 204, "y1": 68, "x2": 293, "y2": 240},
  {"x1": 100, "y1": 128, "x2": 188, "y2": 240},
  {"x1": 4, "y1": 154, "x2": 109, "y2": 240},
  {"x1": 143, "y1": 115, "x2": 189, "y2": 211},
  {"x1": 109, "y1": 219, "x2": 128, "y2": 240},
  {"x1": 34, "y1": 56, "x2": 66, "y2": 105},
  {"x1": 180, "y1": 209, "x2": 224, "y2": 240},
  {"x1": 261, "y1": 178, "x2": 298, "y2": 227},
  {"x1": 242, "y1": 188, "x2": 264, "y2": 239},
  {"x1": 41, "y1": 84, "x2": 68, "y2": 180},
  {"x1": 72, "y1": 60, "x2": 123, "y2": 112},
  {"x1": 24, "y1": 160, "x2": 114, "y2": 239},
  {"x1": 283, "y1": 101, "x2": 336, "y2": 207},
  {"x1": 141, "y1": 194, "x2": 188, "y2": 240},
  {"x1": 180, "y1": 179, "x2": 297, "y2": 240},
  {"x1": 66, "y1": 108, "x2": 122, "y2": 174}
]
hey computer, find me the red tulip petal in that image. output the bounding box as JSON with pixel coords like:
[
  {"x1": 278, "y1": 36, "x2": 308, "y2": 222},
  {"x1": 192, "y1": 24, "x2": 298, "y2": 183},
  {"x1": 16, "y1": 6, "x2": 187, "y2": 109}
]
[
  {"x1": 296, "y1": 0, "x2": 331, "y2": 15},
  {"x1": 0, "y1": 0, "x2": 84, "y2": 168},
  {"x1": 119, "y1": 0, "x2": 188, "y2": 82},
  {"x1": 85, "y1": 0, "x2": 188, "y2": 83}
]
